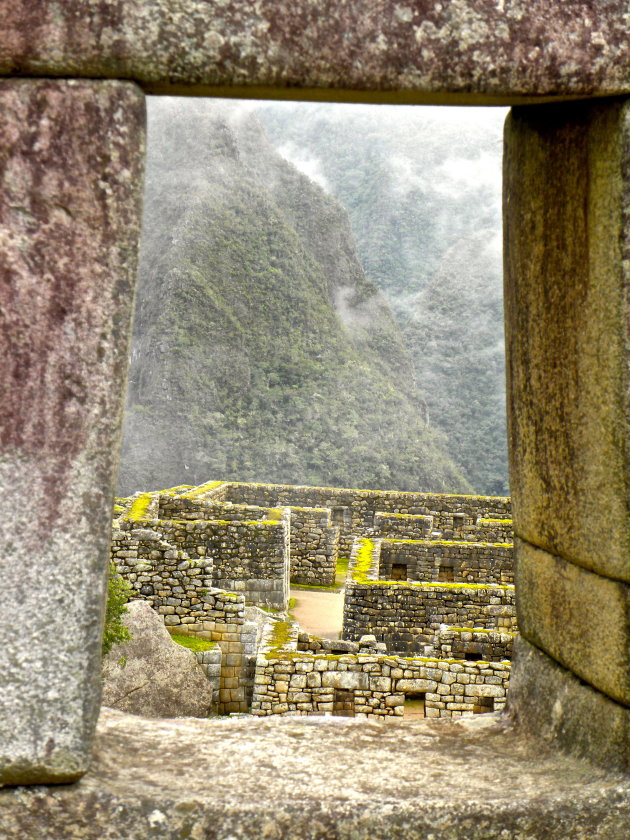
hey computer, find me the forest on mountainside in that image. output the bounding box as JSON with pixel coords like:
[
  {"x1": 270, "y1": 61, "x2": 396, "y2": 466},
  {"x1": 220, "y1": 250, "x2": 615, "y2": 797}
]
[
  {"x1": 257, "y1": 103, "x2": 508, "y2": 495},
  {"x1": 117, "y1": 100, "x2": 470, "y2": 497}
]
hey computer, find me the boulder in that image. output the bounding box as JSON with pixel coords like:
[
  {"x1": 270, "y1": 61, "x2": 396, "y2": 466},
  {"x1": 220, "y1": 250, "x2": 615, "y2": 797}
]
[{"x1": 102, "y1": 601, "x2": 214, "y2": 718}]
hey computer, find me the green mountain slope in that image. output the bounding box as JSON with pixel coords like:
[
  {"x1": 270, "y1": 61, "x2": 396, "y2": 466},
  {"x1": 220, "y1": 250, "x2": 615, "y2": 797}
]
[
  {"x1": 117, "y1": 100, "x2": 468, "y2": 496},
  {"x1": 257, "y1": 103, "x2": 508, "y2": 494}
]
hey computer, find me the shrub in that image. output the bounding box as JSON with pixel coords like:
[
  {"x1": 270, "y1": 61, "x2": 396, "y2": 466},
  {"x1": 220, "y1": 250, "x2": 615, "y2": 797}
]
[{"x1": 102, "y1": 563, "x2": 132, "y2": 656}]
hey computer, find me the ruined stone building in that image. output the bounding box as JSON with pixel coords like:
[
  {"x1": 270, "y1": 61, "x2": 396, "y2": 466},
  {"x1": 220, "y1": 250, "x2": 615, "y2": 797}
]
[{"x1": 111, "y1": 479, "x2": 514, "y2": 718}]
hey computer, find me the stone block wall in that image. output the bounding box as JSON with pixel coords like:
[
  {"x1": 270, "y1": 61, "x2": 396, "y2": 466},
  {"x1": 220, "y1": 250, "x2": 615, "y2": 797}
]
[
  {"x1": 343, "y1": 581, "x2": 517, "y2": 653},
  {"x1": 378, "y1": 539, "x2": 514, "y2": 585},
  {"x1": 343, "y1": 538, "x2": 516, "y2": 653},
  {"x1": 214, "y1": 481, "x2": 511, "y2": 557},
  {"x1": 110, "y1": 526, "x2": 214, "y2": 626},
  {"x1": 472, "y1": 518, "x2": 514, "y2": 543},
  {"x1": 175, "y1": 588, "x2": 255, "y2": 715},
  {"x1": 188, "y1": 645, "x2": 223, "y2": 706},
  {"x1": 115, "y1": 515, "x2": 289, "y2": 610},
  {"x1": 373, "y1": 512, "x2": 433, "y2": 540},
  {"x1": 158, "y1": 495, "x2": 274, "y2": 523},
  {"x1": 252, "y1": 625, "x2": 510, "y2": 718},
  {"x1": 288, "y1": 507, "x2": 339, "y2": 586},
  {"x1": 434, "y1": 628, "x2": 515, "y2": 662}
]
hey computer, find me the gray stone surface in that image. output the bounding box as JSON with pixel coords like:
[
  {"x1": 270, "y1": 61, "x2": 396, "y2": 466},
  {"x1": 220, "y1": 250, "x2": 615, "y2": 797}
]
[
  {"x1": 0, "y1": 79, "x2": 145, "y2": 785},
  {"x1": 2, "y1": 2, "x2": 630, "y2": 103},
  {"x1": 514, "y1": 539, "x2": 630, "y2": 705},
  {"x1": 102, "y1": 601, "x2": 214, "y2": 718},
  {"x1": 508, "y1": 636, "x2": 630, "y2": 774},
  {"x1": 0, "y1": 708, "x2": 628, "y2": 838},
  {"x1": 504, "y1": 98, "x2": 630, "y2": 583}
]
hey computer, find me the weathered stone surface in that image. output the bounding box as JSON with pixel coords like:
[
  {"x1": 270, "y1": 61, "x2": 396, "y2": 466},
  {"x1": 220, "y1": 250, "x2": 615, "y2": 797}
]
[
  {"x1": 515, "y1": 539, "x2": 630, "y2": 705},
  {"x1": 0, "y1": 79, "x2": 145, "y2": 785},
  {"x1": 102, "y1": 601, "x2": 214, "y2": 718},
  {"x1": 0, "y1": 708, "x2": 628, "y2": 838},
  {"x1": 321, "y1": 671, "x2": 369, "y2": 691},
  {"x1": 2, "y1": 2, "x2": 630, "y2": 102},
  {"x1": 504, "y1": 98, "x2": 630, "y2": 583},
  {"x1": 508, "y1": 636, "x2": 630, "y2": 774}
]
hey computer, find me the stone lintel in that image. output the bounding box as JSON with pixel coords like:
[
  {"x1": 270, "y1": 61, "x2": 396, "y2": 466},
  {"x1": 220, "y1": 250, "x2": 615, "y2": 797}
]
[
  {"x1": 0, "y1": 79, "x2": 145, "y2": 784},
  {"x1": 515, "y1": 539, "x2": 630, "y2": 706},
  {"x1": 1, "y1": 2, "x2": 630, "y2": 102},
  {"x1": 504, "y1": 97, "x2": 630, "y2": 583},
  {"x1": 508, "y1": 635, "x2": 630, "y2": 774}
]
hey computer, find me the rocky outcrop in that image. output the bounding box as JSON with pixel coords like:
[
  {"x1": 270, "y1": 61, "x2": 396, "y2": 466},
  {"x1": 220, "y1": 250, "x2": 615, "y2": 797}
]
[{"x1": 102, "y1": 601, "x2": 214, "y2": 718}]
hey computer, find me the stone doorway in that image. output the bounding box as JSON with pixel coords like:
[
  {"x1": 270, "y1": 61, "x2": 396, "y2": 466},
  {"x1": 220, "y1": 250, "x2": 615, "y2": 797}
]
[{"x1": 404, "y1": 692, "x2": 426, "y2": 719}]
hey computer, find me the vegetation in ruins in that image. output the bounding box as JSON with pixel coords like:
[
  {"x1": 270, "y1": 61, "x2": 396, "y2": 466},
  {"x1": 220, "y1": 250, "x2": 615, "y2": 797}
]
[
  {"x1": 170, "y1": 634, "x2": 217, "y2": 653},
  {"x1": 102, "y1": 563, "x2": 132, "y2": 656}
]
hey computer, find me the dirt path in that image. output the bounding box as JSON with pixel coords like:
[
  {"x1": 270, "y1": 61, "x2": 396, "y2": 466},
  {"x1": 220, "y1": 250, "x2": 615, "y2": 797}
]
[{"x1": 290, "y1": 587, "x2": 344, "y2": 640}]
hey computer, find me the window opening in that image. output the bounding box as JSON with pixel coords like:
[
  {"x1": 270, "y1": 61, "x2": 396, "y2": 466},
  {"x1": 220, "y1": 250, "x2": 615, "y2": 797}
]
[
  {"x1": 472, "y1": 696, "x2": 495, "y2": 714},
  {"x1": 404, "y1": 692, "x2": 426, "y2": 719},
  {"x1": 391, "y1": 562, "x2": 408, "y2": 581},
  {"x1": 333, "y1": 689, "x2": 355, "y2": 717}
]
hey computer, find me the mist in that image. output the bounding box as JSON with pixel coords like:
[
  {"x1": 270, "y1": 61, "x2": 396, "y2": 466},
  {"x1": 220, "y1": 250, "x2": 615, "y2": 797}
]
[{"x1": 117, "y1": 98, "x2": 508, "y2": 499}]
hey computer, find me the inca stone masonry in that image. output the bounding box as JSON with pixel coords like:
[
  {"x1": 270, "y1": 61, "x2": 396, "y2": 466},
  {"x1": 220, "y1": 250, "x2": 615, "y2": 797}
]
[{"x1": 112, "y1": 479, "x2": 514, "y2": 717}]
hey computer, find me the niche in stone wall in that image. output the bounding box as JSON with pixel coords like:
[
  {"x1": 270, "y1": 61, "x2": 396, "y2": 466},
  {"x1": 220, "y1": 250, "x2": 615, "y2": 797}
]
[
  {"x1": 438, "y1": 563, "x2": 455, "y2": 582},
  {"x1": 391, "y1": 562, "x2": 408, "y2": 581},
  {"x1": 473, "y1": 696, "x2": 494, "y2": 714},
  {"x1": 404, "y1": 692, "x2": 426, "y2": 719},
  {"x1": 332, "y1": 689, "x2": 355, "y2": 717}
]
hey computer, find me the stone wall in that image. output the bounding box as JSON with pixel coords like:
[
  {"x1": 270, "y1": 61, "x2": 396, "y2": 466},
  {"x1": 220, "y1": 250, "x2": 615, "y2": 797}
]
[
  {"x1": 373, "y1": 512, "x2": 434, "y2": 540},
  {"x1": 434, "y1": 628, "x2": 515, "y2": 662},
  {"x1": 472, "y1": 518, "x2": 514, "y2": 543},
  {"x1": 288, "y1": 507, "x2": 339, "y2": 586},
  {"x1": 157, "y1": 489, "x2": 338, "y2": 587},
  {"x1": 110, "y1": 526, "x2": 214, "y2": 626},
  {"x1": 378, "y1": 539, "x2": 514, "y2": 585},
  {"x1": 252, "y1": 626, "x2": 510, "y2": 718},
  {"x1": 213, "y1": 481, "x2": 511, "y2": 556},
  {"x1": 115, "y1": 514, "x2": 289, "y2": 609},
  {"x1": 343, "y1": 538, "x2": 516, "y2": 653}
]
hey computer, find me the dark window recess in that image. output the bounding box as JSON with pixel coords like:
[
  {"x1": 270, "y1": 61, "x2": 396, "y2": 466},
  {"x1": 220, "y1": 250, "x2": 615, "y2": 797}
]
[
  {"x1": 404, "y1": 692, "x2": 426, "y2": 719},
  {"x1": 333, "y1": 689, "x2": 355, "y2": 717},
  {"x1": 464, "y1": 652, "x2": 479, "y2": 661},
  {"x1": 391, "y1": 563, "x2": 408, "y2": 581},
  {"x1": 331, "y1": 506, "x2": 346, "y2": 526},
  {"x1": 453, "y1": 513, "x2": 466, "y2": 528},
  {"x1": 473, "y1": 696, "x2": 495, "y2": 714},
  {"x1": 438, "y1": 564, "x2": 455, "y2": 582}
]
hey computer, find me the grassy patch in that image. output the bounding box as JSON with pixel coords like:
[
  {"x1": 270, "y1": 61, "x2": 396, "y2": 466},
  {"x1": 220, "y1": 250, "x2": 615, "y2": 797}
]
[
  {"x1": 127, "y1": 493, "x2": 154, "y2": 522},
  {"x1": 335, "y1": 556, "x2": 350, "y2": 585},
  {"x1": 170, "y1": 633, "x2": 217, "y2": 653}
]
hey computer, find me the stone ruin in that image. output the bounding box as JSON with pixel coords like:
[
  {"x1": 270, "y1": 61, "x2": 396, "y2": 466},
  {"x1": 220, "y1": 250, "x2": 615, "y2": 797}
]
[
  {"x1": 111, "y1": 479, "x2": 515, "y2": 718},
  {"x1": 0, "y1": 2, "x2": 629, "y2": 838}
]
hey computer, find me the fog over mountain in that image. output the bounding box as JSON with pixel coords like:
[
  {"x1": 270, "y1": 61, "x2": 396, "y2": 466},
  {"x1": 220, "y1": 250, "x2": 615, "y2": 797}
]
[
  {"x1": 117, "y1": 99, "x2": 473, "y2": 497},
  {"x1": 257, "y1": 102, "x2": 508, "y2": 494}
]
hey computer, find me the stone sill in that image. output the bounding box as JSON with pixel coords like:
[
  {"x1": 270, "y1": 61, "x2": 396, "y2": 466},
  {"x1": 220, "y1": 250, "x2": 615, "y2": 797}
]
[{"x1": 0, "y1": 708, "x2": 627, "y2": 839}]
